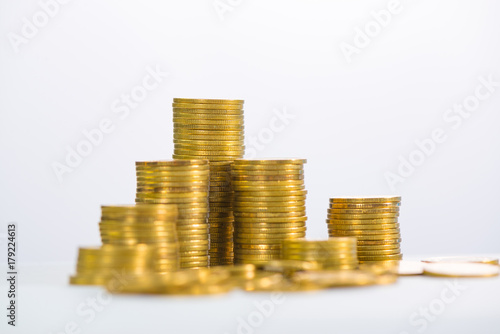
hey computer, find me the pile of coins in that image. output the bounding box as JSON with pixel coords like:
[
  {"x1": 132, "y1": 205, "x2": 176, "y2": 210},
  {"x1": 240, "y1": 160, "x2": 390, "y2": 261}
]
[
  {"x1": 326, "y1": 196, "x2": 402, "y2": 263},
  {"x1": 281, "y1": 238, "x2": 359, "y2": 270},
  {"x1": 208, "y1": 161, "x2": 235, "y2": 266},
  {"x1": 172, "y1": 98, "x2": 245, "y2": 266},
  {"x1": 172, "y1": 98, "x2": 244, "y2": 162},
  {"x1": 99, "y1": 204, "x2": 180, "y2": 272},
  {"x1": 135, "y1": 160, "x2": 210, "y2": 268},
  {"x1": 232, "y1": 159, "x2": 308, "y2": 265},
  {"x1": 70, "y1": 244, "x2": 156, "y2": 285}
]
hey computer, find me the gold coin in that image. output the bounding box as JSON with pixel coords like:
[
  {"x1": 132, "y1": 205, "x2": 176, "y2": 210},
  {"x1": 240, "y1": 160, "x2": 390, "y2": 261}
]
[
  {"x1": 234, "y1": 238, "x2": 302, "y2": 245},
  {"x1": 328, "y1": 208, "x2": 400, "y2": 214},
  {"x1": 334, "y1": 234, "x2": 401, "y2": 241},
  {"x1": 234, "y1": 211, "x2": 306, "y2": 218},
  {"x1": 234, "y1": 201, "x2": 306, "y2": 208},
  {"x1": 173, "y1": 114, "x2": 244, "y2": 122},
  {"x1": 327, "y1": 213, "x2": 399, "y2": 219},
  {"x1": 328, "y1": 223, "x2": 400, "y2": 230},
  {"x1": 329, "y1": 228, "x2": 400, "y2": 235},
  {"x1": 234, "y1": 222, "x2": 306, "y2": 229},
  {"x1": 174, "y1": 148, "x2": 244, "y2": 155},
  {"x1": 174, "y1": 143, "x2": 244, "y2": 151},
  {"x1": 234, "y1": 205, "x2": 305, "y2": 213},
  {"x1": 359, "y1": 253, "x2": 403, "y2": 261},
  {"x1": 173, "y1": 118, "x2": 243, "y2": 126},
  {"x1": 235, "y1": 216, "x2": 307, "y2": 223},
  {"x1": 233, "y1": 179, "x2": 304, "y2": 186},
  {"x1": 235, "y1": 249, "x2": 282, "y2": 256},
  {"x1": 330, "y1": 202, "x2": 400, "y2": 209},
  {"x1": 233, "y1": 174, "x2": 304, "y2": 181},
  {"x1": 236, "y1": 227, "x2": 307, "y2": 234},
  {"x1": 234, "y1": 185, "x2": 306, "y2": 192},
  {"x1": 135, "y1": 191, "x2": 208, "y2": 198},
  {"x1": 232, "y1": 164, "x2": 303, "y2": 171},
  {"x1": 234, "y1": 254, "x2": 280, "y2": 261},
  {"x1": 235, "y1": 232, "x2": 306, "y2": 239},
  {"x1": 357, "y1": 249, "x2": 401, "y2": 256},
  {"x1": 136, "y1": 160, "x2": 209, "y2": 167},
  {"x1": 326, "y1": 218, "x2": 399, "y2": 225},
  {"x1": 422, "y1": 262, "x2": 499, "y2": 277},
  {"x1": 172, "y1": 155, "x2": 243, "y2": 161},
  {"x1": 330, "y1": 196, "x2": 401, "y2": 203},
  {"x1": 422, "y1": 256, "x2": 499, "y2": 265},
  {"x1": 173, "y1": 98, "x2": 244, "y2": 104},
  {"x1": 174, "y1": 123, "x2": 244, "y2": 130},
  {"x1": 235, "y1": 244, "x2": 282, "y2": 250},
  {"x1": 357, "y1": 244, "x2": 401, "y2": 251},
  {"x1": 232, "y1": 169, "x2": 304, "y2": 176},
  {"x1": 173, "y1": 133, "x2": 244, "y2": 141},
  {"x1": 172, "y1": 103, "x2": 243, "y2": 109},
  {"x1": 347, "y1": 238, "x2": 402, "y2": 245},
  {"x1": 234, "y1": 189, "x2": 307, "y2": 197},
  {"x1": 234, "y1": 158, "x2": 306, "y2": 165},
  {"x1": 235, "y1": 195, "x2": 307, "y2": 202},
  {"x1": 174, "y1": 139, "x2": 244, "y2": 146}
]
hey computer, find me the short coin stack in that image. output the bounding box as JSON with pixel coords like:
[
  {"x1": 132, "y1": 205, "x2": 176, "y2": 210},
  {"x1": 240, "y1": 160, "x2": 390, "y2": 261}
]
[
  {"x1": 326, "y1": 196, "x2": 402, "y2": 263},
  {"x1": 135, "y1": 160, "x2": 210, "y2": 268},
  {"x1": 281, "y1": 238, "x2": 359, "y2": 270},
  {"x1": 172, "y1": 98, "x2": 244, "y2": 162},
  {"x1": 70, "y1": 244, "x2": 156, "y2": 285},
  {"x1": 208, "y1": 161, "x2": 235, "y2": 266},
  {"x1": 232, "y1": 159, "x2": 308, "y2": 265},
  {"x1": 99, "y1": 204, "x2": 180, "y2": 272},
  {"x1": 171, "y1": 98, "x2": 245, "y2": 266}
]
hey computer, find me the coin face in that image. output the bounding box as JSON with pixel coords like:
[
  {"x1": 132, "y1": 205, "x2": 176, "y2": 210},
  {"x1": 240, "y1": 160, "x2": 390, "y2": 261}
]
[{"x1": 423, "y1": 263, "x2": 500, "y2": 277}]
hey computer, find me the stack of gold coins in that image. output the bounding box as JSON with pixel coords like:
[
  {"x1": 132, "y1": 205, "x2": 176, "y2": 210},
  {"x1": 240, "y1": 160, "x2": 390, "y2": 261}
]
[
  {"x1": 208, "y1": 161, "x2": 235, "y2": 266},
  {"x1": 326, "y1": 196, "x2": 402, "y2": 263},
  {"x1": 281, "y1": 238, "x2": 358, "y2": 270},
  {"x1": 70, "y1": 244, "x2": 155, "y2": 285},
  {"x1": 135, "y1": 160, "x2": 210, "y2": 268},
  {"x1": 171, "y1": 98, "x2": 244, "y2": 162},
  {"x1": 99, "y1": 204, "x2": 180, "y2": 272},
  {"x1": 171, "y1": 98, "x2": 244, "y2": 266},
  {"x1": 232, "y1": 159, "x2": 307, "y2": 265}
]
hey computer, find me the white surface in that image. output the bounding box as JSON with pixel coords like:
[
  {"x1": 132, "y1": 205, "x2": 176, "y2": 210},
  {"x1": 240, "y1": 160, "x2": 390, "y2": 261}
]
[
  {"x1": 1, "y1": 0, "x2": 500, "y2": 277},
  {"x1": 1, "y1": 261, "x2": 500, "y2": 334}
]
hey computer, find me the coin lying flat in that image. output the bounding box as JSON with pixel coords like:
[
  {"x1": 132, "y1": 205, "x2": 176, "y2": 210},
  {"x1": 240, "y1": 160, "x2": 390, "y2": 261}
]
[
  {"x1": 423, "y1": 262, "x2": 500, "y2": 277},
  {"x1": 422, "y1": 256, "x2": 499, "y2": 266}
]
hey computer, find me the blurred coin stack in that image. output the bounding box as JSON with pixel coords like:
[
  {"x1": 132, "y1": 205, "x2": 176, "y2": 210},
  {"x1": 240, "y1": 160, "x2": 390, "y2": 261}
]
[
  {"x1": 135, "y1": 160, "x2": 210, "y2": 268},
  {"x1": 232, "y1": 159, "x2": 308, "y2": 265},
  {"x1": 172, "y1": 98, "x2": 245, "y2": 266},
  {"x1": 70, "y1": 244, "x2": 156, "y2": 285},
  {"x1": 99, "y1": 204, "x2": 180, "y2": 272},
  {"x1": 281, "y1": 238, "x2": 358, "y2": 270},
  {"x1": 326, "y1": 197, "x2": 402, "y2": 263}
]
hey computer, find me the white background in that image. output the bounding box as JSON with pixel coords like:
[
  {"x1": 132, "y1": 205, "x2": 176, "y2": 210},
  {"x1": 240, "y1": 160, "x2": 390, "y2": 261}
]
[{"x1": 1, "y1": 0, "x2": 499, "y2": 265}]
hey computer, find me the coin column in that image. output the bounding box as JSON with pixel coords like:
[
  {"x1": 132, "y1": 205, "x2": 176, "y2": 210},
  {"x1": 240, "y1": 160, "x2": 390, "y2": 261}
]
[
  {"x1": 99, "y1": 204, "x2": 180, "y2": 273},
  {"x1": 326, "y1": 197, "x2": 402, "y2": 264},
  {"x1": 172, "y1": 98, "x2": 245, "y2": 266},
  {"x1": 232, "y1": 159, "x2": 308, "y2": 265},
  {"x1": 135, "y1": 160, "x2": 210, "y2": 269}
]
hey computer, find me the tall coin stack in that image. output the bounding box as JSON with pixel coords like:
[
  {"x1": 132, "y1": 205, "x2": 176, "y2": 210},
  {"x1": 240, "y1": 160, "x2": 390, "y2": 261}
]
[
  {"x1": 135, "y1": 160, "x2": 210, "y2": 269},
  {"x1": 172, "y1": 98, "x2": 245, "y2": 266},
  {"x1": 232, "y1": 159, "x2": 308, "y2": 265},
  {"x1": 326, "y1": 196, "x2": 402, "y2": 263},
  {"x1": 99, "y1": 204, "x2": 180, "y2": 272},
  {"x1": 281, "y1": 238, "x2": 358, "y2": 270}
]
